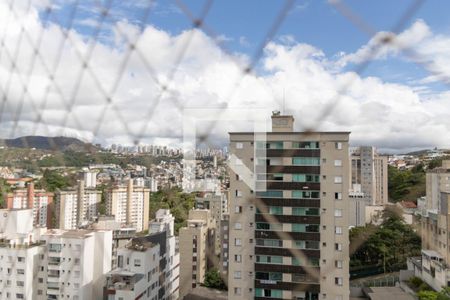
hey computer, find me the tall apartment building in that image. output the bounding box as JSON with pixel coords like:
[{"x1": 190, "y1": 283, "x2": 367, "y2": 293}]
[
  {"x1": 55, "y1": 180, "x2": 101, "y2": 229},
  {"x1": 349, "y1": 146, "x2": 388, "y2": 206},
  {"x1": 106, "y1": 179, "x2": 150, "y2": 232},
  {"x1": 0, "y1": 209, "x2": 113, "y2": 300},
  {"x1": 349, "y1": 147, "x2": 388, "y2": 227},
  {"x1": 105, "y1": 239, "x2": 160, "y2": 300},
  {"x1": 408, "y1": 160, "x2": 450, "y2": 291},
  {"x1": 227, "y1": 113, "x2": 350, "y2": 300},
  {"x1": 40, "y1": 229, "x2": 113, "y2": 300},
  {"x1": 0, "y1": 209, "x2": 46, "y2": 300},
  {"x1": 179, "y1": 209, "x2": 215, "y2": 298},
  {"x1": 6, "y1": 182, "x2": 54, "y2": 227},
  {"x1": 149, "y1": 209, "x2": 180, "y2": 300},
  {"x1": 195, "y1": 192, "x2": 228, "y2": 255}
]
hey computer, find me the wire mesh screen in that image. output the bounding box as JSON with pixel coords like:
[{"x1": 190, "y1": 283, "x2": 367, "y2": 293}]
[{"x1": 0, "y1": 0, "x2": 443, "y2": 298}]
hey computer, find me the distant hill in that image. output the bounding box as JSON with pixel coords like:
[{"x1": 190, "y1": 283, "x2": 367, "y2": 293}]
[{"x1": 0, "y1": 136, "x2": 98, "y2": 152}]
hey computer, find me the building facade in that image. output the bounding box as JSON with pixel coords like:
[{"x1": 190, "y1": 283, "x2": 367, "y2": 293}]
[
  {"x1": 227, "y1": 113, "x2": 350, "y2": 300},
  {"x1": 55, "y1": 181, "x2": 101, "y2": 230},
  {"x1": 6, "y1": 182, "x2": 54, "y2": 228},
  {"x1": 106, "y1": 179, "x2": 150, "y2": 232},
  {"x1": 408, "y1": 160, "x2": 450, "y2": 291}
]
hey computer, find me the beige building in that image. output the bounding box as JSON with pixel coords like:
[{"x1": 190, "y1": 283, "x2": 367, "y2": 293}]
[
  {"x1": 55, "y1": 180, "x2": 101, "y2": 229},
  {"x1": 349, "y1": 146, "x2": 388, "y2": 206},
  {"x1": 227, "y1": 113, "x2": 350, "y2": 300},
  {"x1": 106, "y1": 179, "x2": 150, "y2": 232},
  {"x1": 408, "y1": 160, "x2": 450, "y2": 291},
  {"x1": 179, "y1": 209, "x2": 216, "y2": 298},
  {"x1": 349, "y1": 147, "x2": 388, "y2": 227}
]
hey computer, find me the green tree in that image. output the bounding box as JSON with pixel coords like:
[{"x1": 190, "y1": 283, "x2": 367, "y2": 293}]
[
  {"x1": 203, "y1": 268, "x2": 227, "y2": 290},
  {"x1": 38, "y1": 169, "x2": 72, "y2": 192},
  {"x1": 0, "y1": 178, "x2": 11, "y2": 208},
  {"x1": 418, "y1": 291, "x2": 438, "y2": 300}
]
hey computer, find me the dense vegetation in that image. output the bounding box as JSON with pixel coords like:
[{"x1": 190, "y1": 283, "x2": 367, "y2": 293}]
[
  {"x1": 388, "y1": 164, "x2": 426, "y2": 202},
  {"x1": 350, "y1": 206, "x2": 421, "y2": 274},
  {"x1": 150, "y1": 188, "x2": 196, "y2": 234},
  {"x1": 202, "y1": 268, "x2": 227, "y2": 290},
  {"x1": 35, "y1": 169, "x2": 75, "y2": 192}
]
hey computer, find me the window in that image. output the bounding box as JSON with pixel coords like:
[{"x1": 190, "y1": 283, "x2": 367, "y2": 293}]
[
  {"x1": 335, "y1": 192, "x2": 342, "y2": 200},
  {"x1": 256, "y1": 223, "x2": 282, "y2": 231},
  {"x1": 255, "y1": 288, "x2": 283, "y2": 298},
  {"x1": 335, "y1": 277, "x2": 343, "y2": 286},
  {"x1": 17, "y1": 269, "x2": 24, "y2": 275},
  {"x1": 234, "y1": 271, "x2": 242, "y2": 279},
  {"x1": 334, "y1": 209, "x2": 343, "y2": 217},
  {"x1": 269, "y1": 206, "x2": 283, "y2": 215},
  {"x1": 335, "y1": 142, "x2": 342, "y2": 149},
  {"x1": 16, "y1": 281, "x2": 24, "y2": 287},
  {"x1": 17, "y1": 257, "x2": 25, "y2": 263},
  {"x1": 334, "y1": 159, "x2": 342, "y2": 166},
  {"x1": 256, "y1": 190, "x2": 283, "y2": 198},
  {"x1": 256, "y1": 239, "x2": 282, "y2": 247},
  {"x1": 335, "y1": 243, "x2": 342, "y2": 251},
  {"x1": 235, "y1": 239, "x2": 242, "y2": 246},
  {"x1": 234, "y1": 222, "x2": 242, "y2": 230},
  {"x1": 256, "y1": 255, "x2": 283, "y2": 264},
  {"x1": 134, "y1": 259, "x2": 141, "y2": 267},
  {"x1": 235, "y1": 206, "x2": 243, "y2": 213},
  {"x1": 235, "y1": 255, "x2": 242, "y2": 263},
  {"x1": 292, "y1": 157, "x2": 320, "y2": 166},
  {"x1": 256, "y1": 141, "x2": 283, "y2": 149},
  {"x1": 292, "y1": 141, "x2": 319, "y2": 149},
  {"x1": 236, "y1": 142, "x2": 243, "y2": 149},
  {"x1": 234, "y1": 288, "x2": 241, "y2": 295},
  {"x1": 334, "y1": 176, "x2": 342, "y2": 183},
  {"x1": 335, "y1": 260, "x2": 343, "y2": 269},
  {"x1": 292, "y1": 174, "x2": 320, "y2": 183},
  {"x1": 292, "y1": 207, "x2": 319, "y2": 216},
  {"x1": 335, "y1": 226, "x2": 343, "y2": 235},
  {"x1": 235, "y1": 190, "x2": 242, "y2": 197},
  {"x1": 292, "y1": 190, "x2": 320, "y2": 199}
]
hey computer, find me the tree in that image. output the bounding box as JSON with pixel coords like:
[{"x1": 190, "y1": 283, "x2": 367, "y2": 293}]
[
  {"x1": 0, "y1": 178, "x2": 11, "y2": 208},
  {"x1": 418, "y1": 291, "x2": 438, "y2": 300},
  {"x1": 203, "y1": 268, "x2": 227, "y2": 290}
]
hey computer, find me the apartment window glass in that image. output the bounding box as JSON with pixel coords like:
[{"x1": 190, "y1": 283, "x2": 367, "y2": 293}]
[
  {"x1": 335, "y1": 260, "x2": 343, "y2": 269},
  {"x1": 256, "y1": 190, "x2": 283, "y2": 198},
  {"x1": 292, "y1": 190, "x2": 320, "y2": 199},
  {"x1": 292, "y1": 207, "x2": 319, "y2": 216},
  {"x1": 255, "y1": 288, "x2": 283, "y2": 298},
  {"x1": 334, "y1": 209, "x2": 343, "y2": 217},
  {"x1": 235, "y1": 190, "x2": 242, "y2": 197},
  {"x1": 235, "y1": 206, "x2": 243, "y2": 213},
  {"x1": 335, "y1": 192, "x2": 342, "y2": 200},
  {"x1": 292, "y1": 157, "x2": 320, "y2": 166},
  {"x1": 292, "y1": 141, "x2": 319, "y2": 149},
  {"x1": 334, "y1": 176, "x2": 343, "y2": 183},
  {"x1": 334, "y1": 159, "x2": 342, "y2": 166},
  {"x1": 234, "y1": 288, "x2": 241, "y2": 295},
  {"x1": 335, "y1": 142, "x2": 342, "y2": 149},
  {"x1": 236, "y1": 142, "x2": 244, "y2": 149},
  {"x1": 234, "y1": 222, "x2": 242, "y2": 230},
  {"x1": 235, "y1": 239, "x2": 242, "y2": 246},
  {"x1": 335, "y1": 277, "x2": 343, "y2": 286},
  {"x1": 134, "y1": 259, "x2": 141, "y2": 267},
  {"x1": 269, "y1": 206, "x2": 283, "y2": 215},
  {"x1": 256, "y1": 255, "x2": 282, "y2": 264},
  {"x1": 256, "y1": 239, "x2": 282, "y2": 247},
  {"x1": 256, "y1": 223, "x2": 282, "y2": 231},
  {"x1": 235, "y1": 255, "x2": 242, "y2": 263},
  {"x1": 234, "y1": 271, "x2": 242, "y2": 279},
  {"x1": 335, "y1": 226, "x2": 343, "y2": 235}
]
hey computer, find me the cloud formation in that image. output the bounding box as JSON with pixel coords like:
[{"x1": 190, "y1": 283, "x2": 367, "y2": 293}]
[{"x1": 1, "y1": 2, "x2": 450, "y2": 153}]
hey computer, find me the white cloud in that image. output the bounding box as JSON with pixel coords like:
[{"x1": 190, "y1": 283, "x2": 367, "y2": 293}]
[{"x1": 1, "y1": 2, "x2": 450, "y2": 152}]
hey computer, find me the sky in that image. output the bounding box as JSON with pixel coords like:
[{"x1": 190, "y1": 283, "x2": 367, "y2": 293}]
[{"x1": 1, "y1": 0, "x2": 450, "y2": 153}]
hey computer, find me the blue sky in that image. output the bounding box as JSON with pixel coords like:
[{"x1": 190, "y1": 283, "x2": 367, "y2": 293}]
[
  {"x1": 46, "y1": 0, "x2": 450, "y2": 91},
  {"x1": 2, "y1": 0, "x2": 450, "y2": 152}
]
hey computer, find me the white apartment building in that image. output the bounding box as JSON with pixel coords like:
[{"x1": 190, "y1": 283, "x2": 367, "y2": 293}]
[
  {"x1": 0, "y1": 209, "x2": 113, "y2": 300},
  {"x1": 105, "y1": 240, "x2": 160, "y2": 300},
  {"x1": 106, "y1": 179, "x2": 150, "y2": 232},
  {"x1": 55, "y1": 181, "x2": 101, "y2": 229},
  {"x1": 149, "y1": 209, "x2": 180, "y2": 300},
  {"x1": 0, "y1": 209, "x2": 45, "y2": 300},
  {"x1": 39, "y1": 229, "x2": 113, "y2": 300}
]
